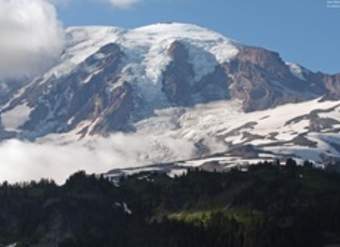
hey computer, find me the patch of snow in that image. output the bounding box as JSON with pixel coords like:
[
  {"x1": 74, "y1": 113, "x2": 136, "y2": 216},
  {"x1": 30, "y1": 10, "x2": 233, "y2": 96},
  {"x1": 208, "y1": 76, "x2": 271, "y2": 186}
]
[
  {"x1": 180, "y1": 157, "x2": 231, "y2": 167},
  {"x1": 319, "y1": 106, "x2": 340, "y2": 119},
  {"x1": 114, "y1": 202, "x2": 132, "y2": 215},
  {"x1": 2, "y1": 103, "x2": 32, "y2": 131},
  {"x1": 264, "y1": 146, "x2": 323, "y2": 162},
  {"x1": 83, "y1": 68, "x2": 103, "y2": 84},
  {"x1": 167, "y1": 168, "x2": 188, "y2": 178},
  {"x1": 123, "y1": 203, "x2": 132, "y2": 215},
  {"x1": 287, "y1": 63, "x2": 307, "y2": 81}
]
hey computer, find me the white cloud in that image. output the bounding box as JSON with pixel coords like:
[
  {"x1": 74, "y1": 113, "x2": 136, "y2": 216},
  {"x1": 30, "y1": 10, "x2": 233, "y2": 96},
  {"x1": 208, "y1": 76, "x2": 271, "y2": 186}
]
[
  {"x1": 0, "y1": 0, "x2": 64, "y2": 80},
  {"x1": 109, "y1": 0, "x2": 141, "y2": 8},
  {"x1": 0, "y1": 134, "x2": 196, "y2": 184}
]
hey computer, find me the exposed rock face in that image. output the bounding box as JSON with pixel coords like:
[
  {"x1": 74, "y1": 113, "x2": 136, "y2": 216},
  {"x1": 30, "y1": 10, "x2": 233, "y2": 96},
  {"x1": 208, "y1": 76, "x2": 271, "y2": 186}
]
[
  {"x1": 87, "y1": 82, "x2": 133, "y2": 135},
  {"x1": 224, "y1": 46, "x2": 326, "y2": 111},
  {"x1": 162, "y1": 41, "x2": 194, "y2": 105},
  {"x1": 162, "y1": 41, "x2": 230, "y2": 106},
  {"x1": 0, "y1": 79, "x2": 28, "y2": 108},
  {"x1": 1, "y1": 43, "x2": 133, "y2": 139},
  {"x1": 321, "y1": 73, "x2": 340, "y2": 100}
]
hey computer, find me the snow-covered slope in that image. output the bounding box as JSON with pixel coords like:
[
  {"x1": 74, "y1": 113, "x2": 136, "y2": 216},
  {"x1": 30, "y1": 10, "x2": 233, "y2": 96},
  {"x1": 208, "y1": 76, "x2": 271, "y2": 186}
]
[
  {"x1": 123, "y1": 23, "x2": 238, "y2": 80},
  {"x1": 48, "y1": 23, "x2": 238, "y2": 91},
  {"x1": 105, "y1": 97, "x2": 340, "y2": 179},
  {"x1": 0, "y1": 22, "x2": 339, "y2": 178},
  {"x1": 0, "y1": 23, "x2": 243, "y2": 138},
  {"x1": 40, "y1": 97, "x2": 340, "y2": 167}
]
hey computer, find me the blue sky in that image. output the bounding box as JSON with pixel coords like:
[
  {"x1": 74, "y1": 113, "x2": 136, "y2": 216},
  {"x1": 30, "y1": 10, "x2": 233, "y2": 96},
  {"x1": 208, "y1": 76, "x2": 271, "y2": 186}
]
[{"x1": 57, "y1": 0, "x2": 340, "y2": 74}]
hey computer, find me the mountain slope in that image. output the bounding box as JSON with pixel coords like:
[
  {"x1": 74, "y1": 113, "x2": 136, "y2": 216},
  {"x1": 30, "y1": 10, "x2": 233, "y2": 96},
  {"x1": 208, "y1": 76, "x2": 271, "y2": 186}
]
[
  {"x1": 104, "y1": 98, "x2": 340, "y2": 178},
  {"x1": 0, "y1": 22, "x2": 339, "y2": 172}
]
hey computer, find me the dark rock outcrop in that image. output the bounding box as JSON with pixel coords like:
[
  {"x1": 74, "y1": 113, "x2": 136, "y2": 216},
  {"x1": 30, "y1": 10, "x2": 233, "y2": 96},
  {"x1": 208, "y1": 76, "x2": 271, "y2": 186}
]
[
  {"x1": 162, "y1": 41, "x2": 194, "y2": 105},
  {"x1": 321, "y1": 73, "x2": 340, "y2": 100},
  {"x1": 224, "y1": 46, "x2": 326, "y2": 111},
  {"x1": 162, "y1": 41, "x2": 230, "y2": 106}
]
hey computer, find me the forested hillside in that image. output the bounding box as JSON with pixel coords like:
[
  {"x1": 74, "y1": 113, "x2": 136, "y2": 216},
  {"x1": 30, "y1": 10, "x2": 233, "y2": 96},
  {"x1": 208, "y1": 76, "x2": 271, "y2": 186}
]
[{"x1": 1, "y1": 160, "x2": 340, "y2": 247}]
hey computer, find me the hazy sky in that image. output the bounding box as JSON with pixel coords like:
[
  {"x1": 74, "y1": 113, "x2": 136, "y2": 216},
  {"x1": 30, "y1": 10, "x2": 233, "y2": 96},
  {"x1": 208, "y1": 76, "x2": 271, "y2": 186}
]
[{"x1": 56, "y1": 0, "x2": 340, "y2": 74}]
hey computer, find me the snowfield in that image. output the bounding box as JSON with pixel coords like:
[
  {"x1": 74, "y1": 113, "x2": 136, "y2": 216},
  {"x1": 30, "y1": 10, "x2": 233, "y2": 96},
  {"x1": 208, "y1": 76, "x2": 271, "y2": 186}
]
[
  {"x1": 51, "y1": 23, "x2": 238, "y2": 104},
  {"x1": 43, "y1": 98, "x2": 340, "y2": 181}
]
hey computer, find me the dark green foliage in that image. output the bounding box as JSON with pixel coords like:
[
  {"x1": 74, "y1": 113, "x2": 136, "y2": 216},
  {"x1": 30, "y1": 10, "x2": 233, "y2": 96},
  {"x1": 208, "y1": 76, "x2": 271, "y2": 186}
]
[{"x1": 1, "y1": 160, "x2": 340, "y2": 246}]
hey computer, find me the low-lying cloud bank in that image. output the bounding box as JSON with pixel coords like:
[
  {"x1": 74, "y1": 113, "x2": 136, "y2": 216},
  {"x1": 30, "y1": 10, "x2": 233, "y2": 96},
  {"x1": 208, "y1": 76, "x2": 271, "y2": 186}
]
[
  {"x1": 0, "y1": 134, "x2": 196, "y2": 184},
  {"x1": 0, "y1": 0, "x2": 64, "y2": 79}
]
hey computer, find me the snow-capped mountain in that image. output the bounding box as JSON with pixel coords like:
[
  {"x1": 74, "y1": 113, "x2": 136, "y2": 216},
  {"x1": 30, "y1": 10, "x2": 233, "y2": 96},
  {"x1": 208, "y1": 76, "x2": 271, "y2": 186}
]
[{"x1": 1, "y1": 22, "x2": 340, "y2": 169}]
